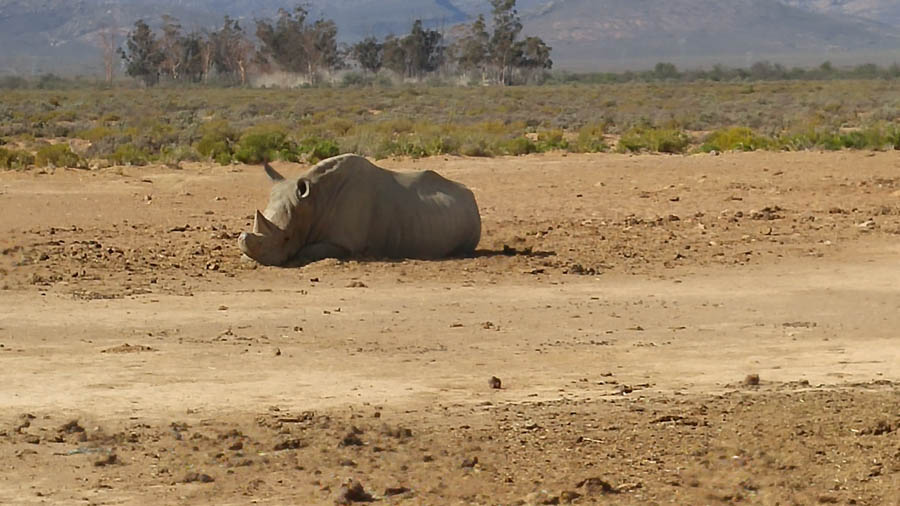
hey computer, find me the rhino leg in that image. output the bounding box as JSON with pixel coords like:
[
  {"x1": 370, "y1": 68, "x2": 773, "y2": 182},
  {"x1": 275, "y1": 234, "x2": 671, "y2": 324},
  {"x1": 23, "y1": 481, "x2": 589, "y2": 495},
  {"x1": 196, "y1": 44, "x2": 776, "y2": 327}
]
[{"x1": 292, "y1": 242, "x2": 349, "y2": 265}]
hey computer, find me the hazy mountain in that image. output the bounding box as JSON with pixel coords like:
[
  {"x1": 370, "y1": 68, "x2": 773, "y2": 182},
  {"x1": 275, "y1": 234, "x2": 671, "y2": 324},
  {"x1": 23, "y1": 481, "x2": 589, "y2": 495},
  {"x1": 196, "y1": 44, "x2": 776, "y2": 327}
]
[
  {"x1": 1, "y1": 0, "x2": 898, "y2": 76},
  {"x1": 523, "y1": 0, "x2": 900, "y2": 70},
  {"x1": 781, "y1": 0, "x2": 900, "y2": 29}
]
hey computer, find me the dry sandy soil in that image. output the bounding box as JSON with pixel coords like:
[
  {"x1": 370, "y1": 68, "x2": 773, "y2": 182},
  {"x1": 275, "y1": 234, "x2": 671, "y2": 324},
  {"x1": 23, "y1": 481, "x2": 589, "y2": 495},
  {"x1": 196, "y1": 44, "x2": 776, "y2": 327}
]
[{"x1": 1, "y1": 151, "x2": 899, "y2": 505}]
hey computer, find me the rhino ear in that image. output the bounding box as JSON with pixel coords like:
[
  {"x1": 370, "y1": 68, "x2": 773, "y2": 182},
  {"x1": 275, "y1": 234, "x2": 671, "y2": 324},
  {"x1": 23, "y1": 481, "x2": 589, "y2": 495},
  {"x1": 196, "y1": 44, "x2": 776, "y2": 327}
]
[
  {"x1": 263, "y1": 161, "x2": 284, "y2": 182},
  {"x1": 297, "y1": 178, "x2": 310, "y2": 199}
]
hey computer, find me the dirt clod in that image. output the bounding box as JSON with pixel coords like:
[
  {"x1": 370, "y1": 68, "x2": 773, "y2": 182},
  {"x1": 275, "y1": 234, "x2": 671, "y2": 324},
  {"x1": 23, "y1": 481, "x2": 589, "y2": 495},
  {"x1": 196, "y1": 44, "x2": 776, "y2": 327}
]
[
  {"x1": 335, "y1": 479, "x2": 373, "y2": 504},
  {"x1": 273, "y1": 438, "x2": 304, "y2": 451},
  {"x1": 384, "y1": 486, "x2": 411, "y2": 496},
  {"x1": 183, "y1": 472, "x2": 214, "y2": 483},
  {"x1": 861, "y1": 419, "x2": 895, "y2": 436},
  {"x1": 461, "y1": 456, "x2": 478, "y2": 468},
  {"x1": 58, "y1": 420, "x2": 85, "y2": 434},
  {"x1": 339, "y1": 432, "x2": 364, "y2": 447},
  {"x1": 576, "y1": 477, "x2": 618, "y2": 495},
  {"x1": 94, "y1": 453, "x2": 117, "y2": 467}
]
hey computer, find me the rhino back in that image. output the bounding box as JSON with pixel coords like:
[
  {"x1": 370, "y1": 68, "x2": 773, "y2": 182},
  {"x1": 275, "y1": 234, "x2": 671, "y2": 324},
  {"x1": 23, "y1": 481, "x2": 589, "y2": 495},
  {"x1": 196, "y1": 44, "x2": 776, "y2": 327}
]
[
  {"x1": 305, "y1": 158, "x2": 480, "y2": 258},
  {"x1": 365, "y1": 169, "x2": 481, "y2": 258}
]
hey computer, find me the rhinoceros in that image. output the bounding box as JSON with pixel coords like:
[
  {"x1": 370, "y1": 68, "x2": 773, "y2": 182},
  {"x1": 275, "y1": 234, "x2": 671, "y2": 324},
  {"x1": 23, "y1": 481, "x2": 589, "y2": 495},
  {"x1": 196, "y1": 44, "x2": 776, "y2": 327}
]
[{"x1": 238, "y1": 154, "x2": 481, "y2": 266}]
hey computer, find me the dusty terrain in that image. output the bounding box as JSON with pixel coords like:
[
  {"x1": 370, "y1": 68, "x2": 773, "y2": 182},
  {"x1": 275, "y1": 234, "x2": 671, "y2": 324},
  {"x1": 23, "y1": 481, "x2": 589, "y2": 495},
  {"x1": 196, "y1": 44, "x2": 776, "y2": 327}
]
[{"x1": 1, "y1": 151, "x2": 899, "y2": 505}]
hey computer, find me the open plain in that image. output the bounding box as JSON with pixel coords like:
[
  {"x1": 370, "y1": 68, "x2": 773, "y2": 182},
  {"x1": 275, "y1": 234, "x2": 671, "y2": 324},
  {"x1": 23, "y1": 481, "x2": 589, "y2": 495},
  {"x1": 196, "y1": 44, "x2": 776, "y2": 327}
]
[{"x1": 1, "y1": 151, "x2": 899, "y2": 505}]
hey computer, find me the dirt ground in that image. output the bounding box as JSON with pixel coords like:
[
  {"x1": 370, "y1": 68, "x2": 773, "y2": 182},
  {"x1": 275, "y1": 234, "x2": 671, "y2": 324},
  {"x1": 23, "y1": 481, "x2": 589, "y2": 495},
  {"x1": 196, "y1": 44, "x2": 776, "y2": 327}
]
[{"x1": 1, "y1": 151, "x2": 899, "y2": 505}]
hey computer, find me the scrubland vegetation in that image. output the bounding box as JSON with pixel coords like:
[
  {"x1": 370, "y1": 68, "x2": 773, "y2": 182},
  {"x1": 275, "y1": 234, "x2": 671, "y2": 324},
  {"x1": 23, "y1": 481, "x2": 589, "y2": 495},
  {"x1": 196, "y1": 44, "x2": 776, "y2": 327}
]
[{"x1": 2, "y1": 78, "x2": 900, "y2": 169}]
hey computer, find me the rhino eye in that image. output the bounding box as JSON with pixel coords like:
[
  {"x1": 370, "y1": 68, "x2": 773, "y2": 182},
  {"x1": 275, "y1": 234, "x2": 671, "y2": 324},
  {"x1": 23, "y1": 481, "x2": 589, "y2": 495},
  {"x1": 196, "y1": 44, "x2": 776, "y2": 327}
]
[{"x1": 297, "y1": 179, "x2": 310, "y2": 199}]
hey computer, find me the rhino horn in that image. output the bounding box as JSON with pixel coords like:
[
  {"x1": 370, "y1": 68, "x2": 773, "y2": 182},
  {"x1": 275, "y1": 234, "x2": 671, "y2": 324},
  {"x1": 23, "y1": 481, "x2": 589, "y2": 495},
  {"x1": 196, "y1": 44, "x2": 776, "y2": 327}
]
[
  {"x1": 253, "y1": 210, "x2": 279, "y2": 235},
  {"x1": 263, "y1": 161, "x2": 284, "y2": 182}
]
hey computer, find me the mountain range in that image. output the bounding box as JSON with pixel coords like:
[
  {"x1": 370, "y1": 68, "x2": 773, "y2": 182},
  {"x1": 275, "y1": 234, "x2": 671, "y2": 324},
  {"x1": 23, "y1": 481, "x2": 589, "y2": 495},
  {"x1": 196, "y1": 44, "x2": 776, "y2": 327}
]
[{"x1": 1, "y1": 0, "x2": 898, "y2": 75}]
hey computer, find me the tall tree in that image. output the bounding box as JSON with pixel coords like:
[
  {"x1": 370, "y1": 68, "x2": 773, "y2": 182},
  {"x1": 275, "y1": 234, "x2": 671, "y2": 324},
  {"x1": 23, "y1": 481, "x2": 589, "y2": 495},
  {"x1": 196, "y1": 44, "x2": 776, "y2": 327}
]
[
  {"x1": 382, "y1": 35, "x2": 406, "y2": 76},
  {"x1": 452, "y1": 14, "x2": 489, "y2": 78},
  {"x1": 255, "y1": 6, "x2": 341, "y2": 80},
  {"x1": 351, "y1": 36, "x2": 383, "y2": 74},
  {"x1": 97, "y1": 25, "x2": 118, "y2": 84},
  {"x1": 118, "y1": 19, "x2": 164, "y2": 86},
  {"x1": 306, "y1": 18, "x2": 340, "y2": 78},
  {"x1": 489, "y1": 0, "x2": 523, "y2": 85},
  {"x1": 406, "y1": 20, "x2": 444, "y2": 78},
  {"x1": 211, "y1": 16, "x2": 253, "y2": 85},
  {"x1": 159, "y1": 15, "x2": 185, "y2": 81},
  {"x1": 514, "y1": 35, "x2": 552, "y2": 81},
  {"x1": 179, "y1": 31, "x2": 207, "y2": 83},
  {"x1": 378, "y1": 21, "x2": 444, "y2": 79},
  {"x1": 256, "y1": 7, "x2": 310, "y2": 74}
]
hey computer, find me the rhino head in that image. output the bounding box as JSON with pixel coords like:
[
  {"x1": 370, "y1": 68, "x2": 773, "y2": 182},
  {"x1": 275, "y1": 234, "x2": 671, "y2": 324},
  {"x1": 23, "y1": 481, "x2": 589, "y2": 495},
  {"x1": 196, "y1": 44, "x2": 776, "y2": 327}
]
[{"x1": 238, "y1": 162, "x2": 315, "y2": 266}]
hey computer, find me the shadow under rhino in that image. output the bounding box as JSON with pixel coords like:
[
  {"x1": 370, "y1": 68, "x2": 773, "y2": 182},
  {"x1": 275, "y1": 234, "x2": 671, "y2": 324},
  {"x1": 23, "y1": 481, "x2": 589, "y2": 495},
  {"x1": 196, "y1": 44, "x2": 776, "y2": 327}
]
[{"x1": 238, "y1": 154, "x2": 482, "y2": 267}]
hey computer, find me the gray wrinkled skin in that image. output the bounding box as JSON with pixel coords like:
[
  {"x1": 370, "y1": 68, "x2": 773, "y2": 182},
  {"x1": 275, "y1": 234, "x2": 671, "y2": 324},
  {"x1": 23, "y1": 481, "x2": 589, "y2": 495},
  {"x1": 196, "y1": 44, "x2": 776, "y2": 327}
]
[{"x1": 238, "y1": 154, "x2": 481, "y2": 266}]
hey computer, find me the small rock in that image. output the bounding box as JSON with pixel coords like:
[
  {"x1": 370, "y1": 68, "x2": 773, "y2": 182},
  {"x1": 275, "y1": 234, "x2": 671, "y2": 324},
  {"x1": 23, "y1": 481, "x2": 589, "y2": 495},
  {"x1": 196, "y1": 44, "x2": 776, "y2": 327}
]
[
  {"x1": 59, "y1": 420, "x2": 85, "y2": 434},
  {"x1": 577, "y1": 477, "x2": 618, "y2": 495},
  {"x1": 461, "y1": 456, "x2": 478, "y2": 468},
  {"x1": 861, "y1": 419, "x2": 894, "y2": 436},
  {"x1": 488, "y1": 376, "x2": 502, "y2": 389},
  {"x1": 183, "y1": 472, "x2": 214, "y2": 483},
  {"x1": 24, "y1": 434, "x2": 40, "y2": 445},
  {"x1": 384, "y1": 486, "x2": 411, "y2": 496},
  {"x1": 15, "y1": 413, "x2": 35, "y2": 433},
  {"x1": 381, "y1": 425, "x2": 413, "y2": 438},
  {"x1": 94, "y1": 453, "x2": 117, "y2": 467},
  {"x1": 273, "y1": 438, "x2": 304, "y2": 451},
  {"x1": 614, "y1": 384, "x2": 633, "y2": 395},
  {"x1": 228, "y1": 441, "x2": 243, "y2": 451},
  {"x1": 335, "y1": 479, "x2": 373, "y2": 504},
  {"x1": 744, "y1": 374, "x2": 760, "y2": 386},
  {"x1": 524, "y1": 490, "x2": 560, "y2": 504},
  {"x1": 339, "y1": 432, "x2": 364, "y2": 447},
  {"x1": 559, "y1": 490, "x2": 582, "y2": 503},
  {"x1": 274, "y1": 347, "x2": 282, "y2": 357}
]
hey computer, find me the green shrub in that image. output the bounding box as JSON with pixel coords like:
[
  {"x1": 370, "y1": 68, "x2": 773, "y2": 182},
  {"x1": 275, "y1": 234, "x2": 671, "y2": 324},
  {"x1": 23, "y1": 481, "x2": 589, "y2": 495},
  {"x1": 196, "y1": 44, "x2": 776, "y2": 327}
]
[
  {"x1": 196, "y1": 120, "x2": 237, "y2": 164},
  {"x1": 160, "y1": 145, "x2": 201, "y2": 165},
  {"x1": 837, "y1": 125, "x2": 900, "y2": 150},
  {"x1": 131, "y1": 120, "x2": 178, "y2": 153},
  {"x1": 460, "y1": 140, "x2": 492, "y2": 157},
  {"x1": 298, "y1": 137, "x2": 341, "y2": 162},
  {"x1": 536, "y1": 129, "x2": 569, "y2": 151},
  {"x1": 393, "y1": 136, "x2": 429, "y2": 158},
  {"x1": 426, "y1": 135, "x2": 462, "y2": 156},
  {"x1": 108, "y1": 144, "x2": 149, "y2": 166},
  {"x1": 775, "y1": 131, "x2": 818, "y2": 151},
  {"x1": 503, "y1": 137, "x2": 538, "y2": 156},
  {"x1": 571, "y1": 123, "x2": 609, "y2": 153},
  {"x1": 340, "y1": 72, "x2": 374, "y2": 88},
  {"x1": 701, "y1": 127, "x2": 771, "y2": 152},
  {"x1": 78, "y1": 126, "x2": 116, "y2": 142},
  {"x1": 35, "y1": 143, "x2": 83, "y2": 168},
  {"x1": 618, "y1": 127, "x2": 690, "y2": 153},
  {"x1": 233, "y1": 124, "x2": 297, "y2": 164},
  {"x1": 0, "y1": 147, "x2": 35, "y2": 169}
]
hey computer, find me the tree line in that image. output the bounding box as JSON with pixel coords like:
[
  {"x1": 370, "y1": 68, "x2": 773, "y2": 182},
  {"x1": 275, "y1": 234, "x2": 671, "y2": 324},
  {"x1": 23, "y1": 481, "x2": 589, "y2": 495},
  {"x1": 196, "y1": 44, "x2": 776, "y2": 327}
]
[{"x1": 117, "y1": 0, "x2": 551, "y2": 87}]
